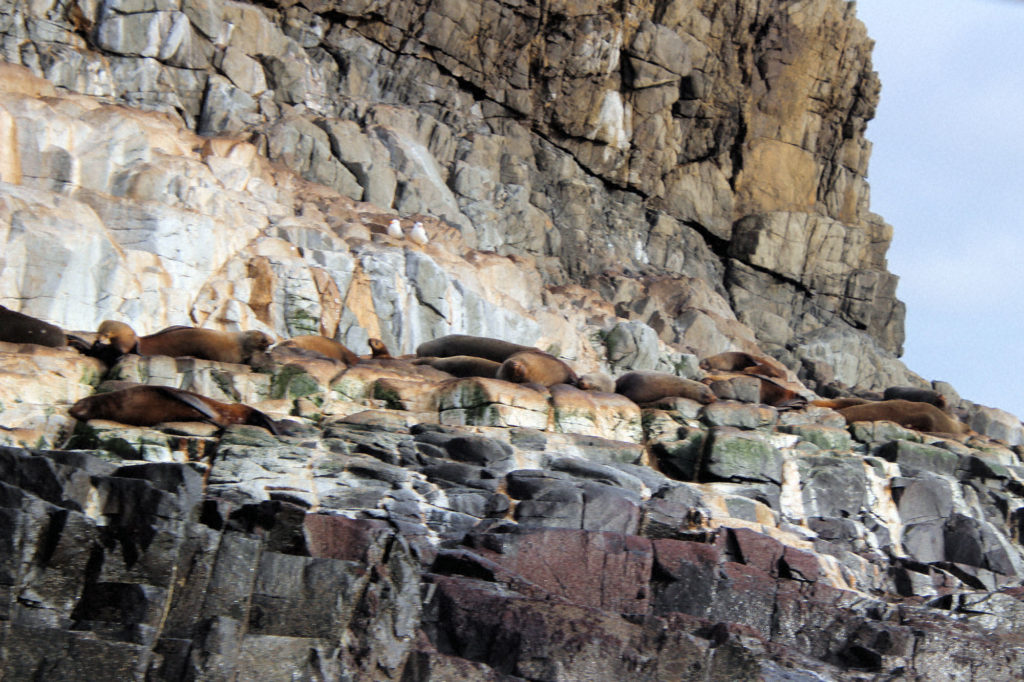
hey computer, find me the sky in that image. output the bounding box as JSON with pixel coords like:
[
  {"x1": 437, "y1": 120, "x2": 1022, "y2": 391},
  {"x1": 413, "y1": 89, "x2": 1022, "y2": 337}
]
[{"x1": 852, "y1": 0, "x2": 1024, "y2": 420}]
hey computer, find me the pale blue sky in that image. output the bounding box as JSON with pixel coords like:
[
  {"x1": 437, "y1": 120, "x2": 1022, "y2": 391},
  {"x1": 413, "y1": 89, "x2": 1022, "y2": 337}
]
[{"x1": 854, "y1": 0, "x2": 1024, "y2": 419}]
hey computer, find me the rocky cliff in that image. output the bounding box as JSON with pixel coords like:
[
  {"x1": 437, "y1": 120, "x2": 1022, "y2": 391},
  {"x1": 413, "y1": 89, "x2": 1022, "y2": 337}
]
[
  {"x1": 3, "y1": 0, "x2": 1024, "y2": 679},
  {"x1": 1, "y1": 0, "x2": 912, "y2": 386}
]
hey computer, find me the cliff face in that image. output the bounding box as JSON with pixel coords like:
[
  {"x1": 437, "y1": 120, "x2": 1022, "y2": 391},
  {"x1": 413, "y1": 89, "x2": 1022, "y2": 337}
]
[
  {"x1": 1, "y1": 0, "x2": 907, "y2": 388},
  {"x1": 7, "y1": 1, "x2": 1024, "y2": 680}
]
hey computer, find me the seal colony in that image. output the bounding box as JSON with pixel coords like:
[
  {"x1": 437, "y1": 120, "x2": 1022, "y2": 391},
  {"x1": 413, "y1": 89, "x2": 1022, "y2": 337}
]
[
  {"x1": 89, "y1": 324, "x2": 969, "y2": 438},
  {"x1": 0, "y1": 302, "x2": 981, "y2": 453}
]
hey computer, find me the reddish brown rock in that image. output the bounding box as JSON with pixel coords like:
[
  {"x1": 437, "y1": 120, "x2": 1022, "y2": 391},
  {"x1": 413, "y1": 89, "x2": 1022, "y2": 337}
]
[
  {"x1": 463, "y1": 528, "x2": 653, "y2": 614},
  {"x1": 304, "y1": 514, "x2": 395, "y2": 564}
]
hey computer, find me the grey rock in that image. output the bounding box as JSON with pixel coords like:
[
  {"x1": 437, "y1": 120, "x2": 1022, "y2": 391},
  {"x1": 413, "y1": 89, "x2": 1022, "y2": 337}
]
[
  {"x1": 807, "y1": 517, "x2": 862, "y2": 547},
  {"x1": 580, "y1": 482, "x2": 641, "y2": 534},
  {"x1": 609, "y1": 462, "x2": 676, "y2": 496},
  {"x1": 183, "y1": 0, "x2": 223, "y2": 40},
  {"x1": 651, "y1": 425, "x2": 706, "y2": 482},
  {"x1": 217, "y1": 46, "x2": 268, "y2": 96},
  {"x1": 4, "y1": 629, "x2": 153, "y2": 680},
  {"x1": 700, "y1": 401, "x2": 778, "y2": 429},
  {"x1": 603, "y1": 320, "x2": 661, "y2": 371},
  {"x1": 505, "y1": 469, "x2": 574, "y2": 500},
  {"x1": 703, "y1": 427, "x2": 782, "y2": 484},
  {"x1": 317, "y1": 119, "x2": 397, "y2": 207},
  {"x1": 406, "y1": 250, "x2": 451, "y2": 324},
  {"x1": 641, "y1": 497, "x2": 704, "y2": 540},
  {"x1": 443, "y1": 435, "x2": 514, "y2": 470},
  {"x1": 706, "y1": 375, "x2": 762, "y2": 403},
  {"x1": 790, "y1": 323, "x2": 917, "y2": 393},
  {"x1": 420, "y1": 462, "x2": 497, "y2": 491},
  {"x1": 878, "y1": 439, "x2": 962, "y2": 477},
  {"x1": 798, "y1": 456, "x2": 869, "y2": 519},
  {"x1": 249, "y1": 552, "x2": 366, "y2": 638},
  {"x1": 895, "y1": 475, "x2": 956, "y2": 527},
  {"x1": 779, "y1": 424, "x2": 852, "y2": 451},
  {"x1": 262, "y1": 116, "x2": 362, "y2": 199},
  {"x1": 969, "y1": 405, "x2": 1024, "y2": 446},
  {"x1": 549, "y1": 457, "x2": 646, "y2": 496},
  {"x1": 198, "y1": 74, "x2": 261, "y2": 136},
  {"x1": 513, "y1": 486, "x2": 584, "y2": 530}
]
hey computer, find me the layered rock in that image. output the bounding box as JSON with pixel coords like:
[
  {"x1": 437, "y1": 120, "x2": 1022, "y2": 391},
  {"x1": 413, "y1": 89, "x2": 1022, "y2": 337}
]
[
  {"x1": 4, "y1": 343, "x2": 1024, "y2": 679},
  {"x1": 1, "y1": 0, "x2": 907, "y2": 388}
]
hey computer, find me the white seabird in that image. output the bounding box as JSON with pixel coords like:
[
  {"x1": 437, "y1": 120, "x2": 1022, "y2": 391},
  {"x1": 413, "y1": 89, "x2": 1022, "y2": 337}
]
[
  {"x1": 409, "y1": 221, "x2": 429, "y2": 245},
  {"x1": 387, "y1": 218, "x2": 403, "y2": 238}
]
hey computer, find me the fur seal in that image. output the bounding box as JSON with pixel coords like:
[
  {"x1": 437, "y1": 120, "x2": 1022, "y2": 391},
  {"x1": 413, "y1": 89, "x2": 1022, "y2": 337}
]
[
  {"x1": 412, "y1": 355, "x2": 501, "y2": 378},
  {"x1": 753, "y1": 375, "x2": 806, "y2": 409},
  {"x1": 277, "y1": 335, "x2": 358, "y2": 365},
  {"x1": 95, "y1": 321, "x2": 272, "y2": 364},
  {"x1": 882, "y1": 386, "x2": 947, "y2": 409},
  {"x1": 69, "y1": 385, "x2": 278, "y2": 434},
  {"x1": 415, "y1": 334, "x2": 535, "y2": 363},
  {"x1": 699, "y1": 372, "x2": 805, "y2": 408},
  {"x1": 496, "y1": 350, "x2": 578, "y2": 387},
  {"x1": 577, "y1": 372, "x2": 615, "y2": 393},
  {"x1": 700, "y1": 351, "x2": 787, "y2": 380},
  {"x1": 0, "y1": 305, "x2": 66, "y2": 347},
  {"x1": 94, "y1": 320, "x2": 138, "y2": 353},
  {"x1": 615, "y1": 370, "x2": 717, "y2": 405},
  {"x1": 837, "y1": 399, "x2": 968, "y2": 435},
  {"x1": 368, "y1": 338, "x2": 393, "y2": 359}
]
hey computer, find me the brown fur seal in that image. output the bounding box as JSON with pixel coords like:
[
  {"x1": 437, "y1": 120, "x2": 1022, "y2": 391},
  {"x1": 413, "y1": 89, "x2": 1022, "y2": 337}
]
[
  {"x1": 496, "y1": 350, "x2": 578, "y2": 387},
  {"x1": 415, "y1": 334, "x2": 534, "y2": 363},
  {"x1": 69, "y1": 385, "x2": 278, "y2": 434},
  {"x1": 882, "y1": 386, "x2": 947, "y2": 409},
  {"x1": 0, "y1": 305, "x2": 66, "y2": 347},
  {"x1": 699, "y1": 372, "x2": 805, "y2": 408},
  {"x1": 837, "y1": 399, "x2": 968, "y2": 435},
  {"x1": 615, "y1": 371, "x2": 716, "y2": 405},
  {"x1": 95, "y1": 320, "x2": 164, "y2": 353},
  {"x1": 577, "y1": 372, "x2": 615, "y2": 393},
  {"x1": 754, "y1": 375, "x2": 806, "y2": 409},
  {"x1": 95, "y1": 321, "x2": 272, "y2": 364},
  {"x1": 277, "y1": 335, "x2": 359, "y2": 365},
  {"x1": 96, "y1": 317, "x2": 195, "y2": 350},
  {"x1": 412, "y1": 355, "x2": 501, "y2": 378},
  {"x1": 700, "y1": 351, "x2": 787, "y2": 379},
  {"x1": 368, "y1": 338, "x2": 393, "y2": 359}
]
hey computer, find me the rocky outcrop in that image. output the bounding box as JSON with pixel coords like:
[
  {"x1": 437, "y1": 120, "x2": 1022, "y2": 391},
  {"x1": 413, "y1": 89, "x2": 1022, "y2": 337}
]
[{"x1": 5, "y1": 343, "x2": 1024, "y2": 679}]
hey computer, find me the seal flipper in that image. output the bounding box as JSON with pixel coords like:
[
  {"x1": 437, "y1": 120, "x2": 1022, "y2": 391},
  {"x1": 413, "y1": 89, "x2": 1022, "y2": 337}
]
[
  {"x1": 244, "y1": 409, "x2": 280, "y2": 436},
  {"x1": 154, "y1": 386, "x2": 222, "y2": 425},
  {"x1": 66, "y1": 334, "x2": 93, "y2": 354}
]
